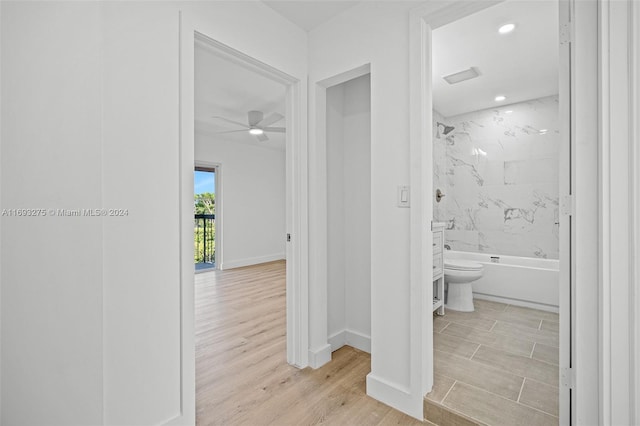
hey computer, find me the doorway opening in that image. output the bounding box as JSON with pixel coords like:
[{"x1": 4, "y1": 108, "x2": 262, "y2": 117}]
[
  {"x1": 411, "y1": 0, "x2": 570, "y2": 423},
  {"x1": 189, "y1": 30, "x2": 304, "y2": 422},
  {"x1": 194, "y1": 166, "x2": 218, "y2": 272},
  {"x1": 325, "y1": 72, "x2": 372, "y2": 356}
]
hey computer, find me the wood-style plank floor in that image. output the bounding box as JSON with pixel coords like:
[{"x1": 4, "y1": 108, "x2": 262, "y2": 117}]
[{"x1": 195, "y1": 260, "x2": 423, "y2": 426}]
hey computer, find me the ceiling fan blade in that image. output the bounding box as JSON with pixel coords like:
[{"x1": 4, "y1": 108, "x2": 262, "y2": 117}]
[
  {"x1": 212, "y1": 116, "x2": 249, "y2": 129},
  {"x1": 214, "y1": 129, "x2": 247, "y2": 134},
  {"x1": 255, "y1": 133, "x2": 269, "y2": 142},
  {"x1": 258, "y1": 112, "x2": 284, "y2": 127},
  {"x1": 248, "y1": 110, "x2": 264, "y2": 127},
  {"x1": 262, "y1": 127, "x2": 286, "y2": 133}
]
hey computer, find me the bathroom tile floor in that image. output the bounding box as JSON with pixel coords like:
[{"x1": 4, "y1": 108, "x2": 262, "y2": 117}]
[{"x1": 426, "y1": 299, "x2": 559, "y2": 426}]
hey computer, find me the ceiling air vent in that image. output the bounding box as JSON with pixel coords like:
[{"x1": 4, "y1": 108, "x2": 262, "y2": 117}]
[{"x1": 443, "y1": 67, "x2": 480, "y2": 85}]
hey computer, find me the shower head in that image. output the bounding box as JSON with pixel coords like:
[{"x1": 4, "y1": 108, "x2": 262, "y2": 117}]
[{"x1": 436, "y1": 122, "x2": 455, "y2": 138}]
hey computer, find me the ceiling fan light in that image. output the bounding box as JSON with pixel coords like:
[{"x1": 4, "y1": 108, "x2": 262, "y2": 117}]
[
  {"x1": 249, "y1": 128, "x2": 264, "y2": 135},
  {"x1": 498, "y1": 23, "x2": 516, "y2": 34}
]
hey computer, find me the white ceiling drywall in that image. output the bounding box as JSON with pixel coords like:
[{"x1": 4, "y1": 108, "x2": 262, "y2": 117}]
[
  {"x1": 195, "y1": 41, "x2": 287, "y2": 150},
  {"x1": 262, "y1": 1, "x2": 360, "y2": 31},
  {"x1": 432, "y1": 0, "x2": 559, "y2": 117}
]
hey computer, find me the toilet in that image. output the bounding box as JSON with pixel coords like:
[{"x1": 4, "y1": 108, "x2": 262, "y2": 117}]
[{"x1": 444, "y1": 258, "x2": 484, "y2": 312}]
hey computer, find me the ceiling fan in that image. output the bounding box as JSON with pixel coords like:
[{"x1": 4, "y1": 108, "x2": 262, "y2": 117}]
[{"x1": 212, "y1": 110, "x2": 285, "y2": 142}]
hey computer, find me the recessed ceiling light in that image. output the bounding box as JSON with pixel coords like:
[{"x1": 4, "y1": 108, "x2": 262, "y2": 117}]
[
  {"x1": 249, "y1": 128, "x2": 264, "y2": 135},
  {"x1": 499, "y1": 23, "x2": 516, "y2": 34},
  {"x1": 495, "y1": 95, "x2": 506, "y2": 102}
]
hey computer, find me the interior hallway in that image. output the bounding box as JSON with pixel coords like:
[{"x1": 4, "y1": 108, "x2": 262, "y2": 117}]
[{"x1": 195, "y1": 261, "x2": 423, "y2": 425}]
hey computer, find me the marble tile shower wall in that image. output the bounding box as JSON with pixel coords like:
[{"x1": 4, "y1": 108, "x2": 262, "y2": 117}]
[{"x1": 433, "y1": 95, "x2": 559, "y2": 259}]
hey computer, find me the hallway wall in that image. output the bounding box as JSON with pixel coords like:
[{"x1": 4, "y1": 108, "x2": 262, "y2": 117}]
[{"x1": 0, "y1": 2, "x2": 307, "y2": 424}]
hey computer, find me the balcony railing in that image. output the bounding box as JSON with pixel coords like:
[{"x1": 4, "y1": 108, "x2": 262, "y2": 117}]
[{"x1": 194, "y1": 214, "x2": 215, "y2": 270}]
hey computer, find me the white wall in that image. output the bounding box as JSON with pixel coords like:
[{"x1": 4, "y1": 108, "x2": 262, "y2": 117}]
[
  {"x1": 0, "y1": 1, "x2": 307, "y2": 424},
  {"x1": 326, "y1": 74, "x2": 371, "y2": 353},
  {"x1": 308, "y1": 1, "x2": 424, "y2": 417},
  {"x1": 1, "y1": 3, "x2": 104, "y2": 424},
  {"x1": 195, "y1": 135, "x2": 286, "y2": 269},
  {"x1": 326, "y1": 84, "x2": 346, "y2": 341}
]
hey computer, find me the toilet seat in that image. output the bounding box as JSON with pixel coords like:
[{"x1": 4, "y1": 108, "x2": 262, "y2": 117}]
[{"x1": 444, "y1": 259, "x2": 483, "y2": 271}]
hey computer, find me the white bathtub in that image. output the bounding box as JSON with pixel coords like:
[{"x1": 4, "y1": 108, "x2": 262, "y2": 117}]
[{"x1": 445, "y1": 250, "x2": 559, "y2": 313}]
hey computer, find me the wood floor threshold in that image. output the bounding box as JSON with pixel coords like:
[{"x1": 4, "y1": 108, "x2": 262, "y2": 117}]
[{"x1": 424, "y1": 396, "x2": 484, "y2": 426}]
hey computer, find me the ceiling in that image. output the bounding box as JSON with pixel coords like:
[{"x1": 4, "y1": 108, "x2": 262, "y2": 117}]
[
  {"x1": 262, "y1": 1, "x2": 360, "y2": 32},
  {"x1": 432, "y1": 0, "x2": 559, "y2": 117},
  {"x1": 195, "y1": 2, "x2": 362, "y2": 149},
  {"x1": 195, "y1": 1, "x2": 558, "y2": 143},
  {"x1": 195, "y1": 41, "x2": 287, "y2": 150}
]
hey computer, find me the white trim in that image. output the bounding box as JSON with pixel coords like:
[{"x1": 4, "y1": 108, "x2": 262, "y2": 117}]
[
  {"x1": 285, "y1": 67, "x2": 309, "y2": 368},
  {"x1": 632, "y1": 2, "x2": 640, "y2": 423},
  {"x1": 179, "y1": 11, "x2": 308, "y2": 423},
  {"x1": 599, "y1": 1, "x2": 639, "y2": 424},
  {"x1": 194, "y1": 34, "x2": 295, "y2": 86},
  {"x1": 308, "y1": 64, "x2": 371, "y2": 372},
  {"x1": 365, "y1": 374, "x2": 422, "y2": 420},
  {"x1": 328, "y1": 329, "x2": 371, "y2": 353},
  {"x1": 328, "y1": 331, "x2": 346, "y2": 352},
  {"x1": 308, "y1": 344, "x2": 332, "y2": 369},
  {"x1": 178, "y1": 11, "x2": 196, "y2": 424},
  {"x1": 412, "y1": 3, "x2": 604, "y2": 424},
  {"x1": 408, "y1": 1, "x2": 504, "y2": 416},
  {"x1": 598, "y1": 4, "x2": 612, "y2": 422},
  {"x1": 571, "y1": 0, "x2": 600, "y2": 423},
  {"x1": 345, "y1": 329, "x2": 371, "y2": 354},
  {"x1": 408, "y1": 5, "x2": 430, "y2": 403},
  {"x1": 316, "y1": 64, "x2": 370, "y2": 89},
  {"x1": 220, "y1": 253, "x2": 285, "y2": 270}
]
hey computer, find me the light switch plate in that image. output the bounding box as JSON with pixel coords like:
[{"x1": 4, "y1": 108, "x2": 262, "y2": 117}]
[{"x1": 397, "y1": 185, "x2": 410, "y2": 207}]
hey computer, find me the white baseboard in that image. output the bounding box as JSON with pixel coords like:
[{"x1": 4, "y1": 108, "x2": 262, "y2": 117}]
[
  {"x1": 220, "y1": 253, "x2": 285, "y2": 270},
  {"x1": 329, "y1": 329, "x2": 371, "y2": 354},
  {"x1": 308, "y1": 344, "x2": 331, "y2": 369},
  {"x1": 366, "y1": 373, "x2": 423, "y2": 420},
  {"x1": 328, "y1": 330, "x2": 347, "y2": 351},
  {"x1": 345, "y1": 329, "x2": 371, "y2": 353},
  {"x1": 473, "y1": 293, "x2": 559, "y2": 313}
]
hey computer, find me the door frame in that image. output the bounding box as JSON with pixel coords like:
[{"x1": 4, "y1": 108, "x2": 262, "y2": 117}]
[
  {"x1": 194, "y1": 162, "x2": 221, "y2": 271},
  {"x1": 176, "y1": 11, "x2": 308, "y2": 424},
  {"x1": 307, "y1": 63, "x2": 371, "y2": 369},
  {"x1": 597, "y1": 0, "x2": 640, "y2": 424},
  {"x1": 408, "y1": 0, "x2": 504, "y2": 402},
  {"x1": 409, "y1": 0, "x2": 600, "y2": 422}
]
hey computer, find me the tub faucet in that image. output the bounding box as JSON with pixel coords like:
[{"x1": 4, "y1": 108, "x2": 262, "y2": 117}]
[{"x1": 444, "y1": 244, "x2": 451, "y2": 250}]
